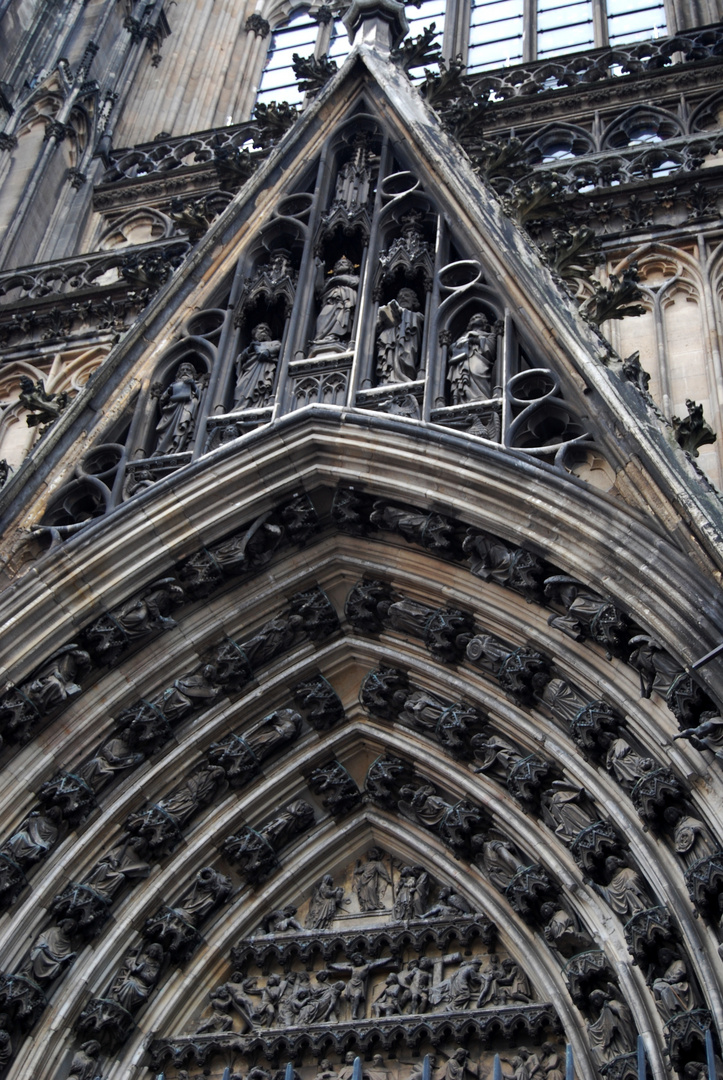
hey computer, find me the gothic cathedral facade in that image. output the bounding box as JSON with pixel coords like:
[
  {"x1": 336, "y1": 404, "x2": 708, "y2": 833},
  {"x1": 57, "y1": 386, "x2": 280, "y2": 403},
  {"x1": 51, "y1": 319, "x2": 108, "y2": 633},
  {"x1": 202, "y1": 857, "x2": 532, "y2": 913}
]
[{"x1": 3, "y1": 0, "x2": 723, "y2": 1077}]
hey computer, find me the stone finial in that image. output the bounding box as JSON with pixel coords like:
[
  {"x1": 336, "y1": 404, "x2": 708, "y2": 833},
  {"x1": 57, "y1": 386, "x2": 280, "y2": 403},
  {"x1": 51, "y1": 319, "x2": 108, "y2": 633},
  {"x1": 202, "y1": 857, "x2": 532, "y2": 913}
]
[{"x1": 342, "y1": 0, "x2": 408, "y2": 49}]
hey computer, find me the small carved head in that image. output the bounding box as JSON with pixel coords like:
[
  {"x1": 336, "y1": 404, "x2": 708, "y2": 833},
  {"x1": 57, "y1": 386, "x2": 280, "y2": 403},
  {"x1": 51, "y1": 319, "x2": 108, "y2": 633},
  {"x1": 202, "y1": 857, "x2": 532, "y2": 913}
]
[
  {"x1": 468, "y1": 313, "x2": 491, "y2": 331},
  {"x1": 333, "y1": 256, "x2": 355, "y2": 274},
  {"x1": 176, "y1": 361, "x2": 198, "y2": 380},
  {"x1": 253, "y1": 322, "x2": 272, "y2": 341},
  {"x1": 396, "y1": 287, "x2": 420, "y2": 311}
]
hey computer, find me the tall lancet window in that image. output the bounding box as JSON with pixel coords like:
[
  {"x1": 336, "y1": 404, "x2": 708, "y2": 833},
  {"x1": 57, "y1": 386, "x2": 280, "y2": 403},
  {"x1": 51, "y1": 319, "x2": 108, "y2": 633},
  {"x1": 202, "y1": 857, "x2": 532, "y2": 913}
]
[
  {"x1": 256, "y1": 7, "x2": 351, "y2": 106},
  {"x1": 606, "y1": 0, "x2": 666, "y2": 44},
  {"x1": 468, "y1": 0, "x2": 524, "y2": 71},
  {"x1": 537, "y1": 0, "x2": 594, "y2": 57}
]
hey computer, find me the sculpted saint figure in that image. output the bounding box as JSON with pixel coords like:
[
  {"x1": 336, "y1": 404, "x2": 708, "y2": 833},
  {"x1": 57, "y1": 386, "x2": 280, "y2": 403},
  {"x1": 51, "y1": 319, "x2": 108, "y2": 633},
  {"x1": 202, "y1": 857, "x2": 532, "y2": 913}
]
[
  {"x1": 541, "y1": 782, "x2": 595, "y2": 844},
  {"x1": 353, "y1": 847, "x2": 391, "y2": 910},
  {"x1": 21, "y1": 919, "x2": 77, "y2": 985},
  {"x1": 595, "y1": 856, "x2": 652, "y2": 917},
  {"x1": 84, "y1": 835, "x2": 150, "y2": 900},
  {"x1": 313, "y1": 256, "x2": 359, "y2": 346},
  {"x1": 234, "y1": 323, "x2": 282, "y2": 410},
  {"x1": 1, "y1": 807, "x2": 62, "y2": 866},
  {"x1": 262, "y1": 906, "x2": 303, "y2": 934},
  {"x1": 328, "y1": 951, "x2": 392, "y2": 1019},
  {"x1": 154, "y1": 362, "x2": 201, "y2": 455},
  {"x1": 663, "y1": 806, "x2": 719, "y2": 867},
  {"x1": 371, "y1": 973, "x2": 404, "y2": 1017},
  {"x1": 68, "y1": 1040, "x2": 101, "y2": 1080},
  {"x1": 675, "y1": 716, "x2": 723, "y2": 759},
  {"x1": 399, "y1": 956, "x2": 433, "y2": 1013},
  {"x1": 376, "y1": 288, "x2": 425, "y2": 384},
  {"x1": 481, "y1": 838, "x2": 527, "y2": 890},
  {"x1": 604, "y1": 736, "x2": 654, "y2": 789},
  {"x1": 306, "y1": 874, "x2": 346, "y2": 929},
  {"x1": 471, "y1": 733, "x2": 523, "y2": 780},
  {"x1": 78, "y1": 735, "x2": 145, "y2": 791},
  {"x1": 393, "y1": 865, "x2": 430, "y2": 920},
  {"x1": 652, "y1": 949, "x2": 694, "y2": 1021},
  {"x1": 587, "y1": 988, "x2": 635, "y2": 1065},
  {"x1": 447, "y1": 313, "x2": 502, "y2": 404},
  {"x1": 25, "y1": 645, "x2": 90, "y2": 712},
  {"x1": 109, "y1": 942, "x2": 163, "y2": 1012}
]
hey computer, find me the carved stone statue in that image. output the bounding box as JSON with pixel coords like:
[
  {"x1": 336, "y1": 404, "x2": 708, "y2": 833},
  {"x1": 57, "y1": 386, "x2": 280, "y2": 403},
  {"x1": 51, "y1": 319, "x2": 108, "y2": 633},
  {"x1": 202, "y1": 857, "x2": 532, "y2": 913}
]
[
  {"x1": 153, "y1": 362, "x2": 201, "y2": 455},
  {"x1": 353, "y1": 848, "x2": 391, "y2": 910},
  {"x1": 25, "y1": 645, "x2": 91, "y2": 713},
  {"x1": 327, "y1": 952, "x2": 393, "y2": 1019},
  {"x1": 541, "y1": 782, "x2": 595, "y2": 844},
  {"x1": 652, "y1": 949, "x2": 694, "y2": 1021},
  {"x1": 155, "y1": 665, "x2": 220, "y2": 724},
  {"x1": 1, "y1": 807, "x2": 62, "y2": 867},
  {"x1": 675, "y1": 716, "x2": 723, "y2": 759},
  {"x1": 114, "y1": 578, "x2": 185, "y2": 640},
  {"x1": 234, "y1": 323, "x2": 282, "y2": 410},
  {"x1": 587, "y1": 987, "x2": 635, "y2": 1065},
  {"x1": 371, "y1": 973, "x2": 404, "y2": 1016},
  {"x1": 471, "y1": 733, "x2": 523, "y2": 779},
  {"x1": 171, "y1": 866, "x2": 232, "y2": 924},
  {"x1": 157, "y1": 764, "x2": 227, "y2": 827},
  {"x1": 480, "y1": 838, "x2": 528, "y2": 890},
  {"x1": 312, "y1": 256, "x2": 359, "y2": 347},
  {"x1": 306, "y1": 874, "x2": 346, "y2": 929},
  {"x1": 21, "y1": 919, "x2": 77, "y2": 985},
  {"x1": 398, "y1": 956, "x2": 433, "y2": 1013},
  {"x1": 663, "y1": 806, "x2": 719, "y2": 867},
  {"x1": 393, "y1": 865, "x2": 430, "y2": 920},
  {"x1": 595, "y1": 856, "x2": 653, "y2": 916},
  {"x1": 423, "y1": 885, "x2": 472, "y2": 918},
  {"x1": 540, "y1": 901, "x2": 591, "y2": 952},
  {"x1": 262, "y1": 906, "x2": 303, "y2": 934},
  {"x1": 447, "y1": 313, "x2": 502, "y2": 404},
  {"x1": 432, "y1": 957, "x2": 483, "y2": 1011},
  {"x1": 604, "y1": 736, "x2": 654, "y2": 789},
  {"x1": 78, "y1": 735, "x2": 145, "y2": 791},
  {"x1": 84, "y1": 835, "x2": 150, "y2": 900},
  {"x1": 333, "y1": 138, "x2": 373, "y2": 210},
  {"x1": 376, "y1": 287, "x2": 424, "y2": 384},
  {"x1": 442, "y1": 1048, "x2": 480, "y2": 1080},
  {"x1": 68, "y1": 1039, "x2": 102, "y2": 1080},
  {"x1": 108, "y1": 942, "x2": 163, "y2": 1011}
]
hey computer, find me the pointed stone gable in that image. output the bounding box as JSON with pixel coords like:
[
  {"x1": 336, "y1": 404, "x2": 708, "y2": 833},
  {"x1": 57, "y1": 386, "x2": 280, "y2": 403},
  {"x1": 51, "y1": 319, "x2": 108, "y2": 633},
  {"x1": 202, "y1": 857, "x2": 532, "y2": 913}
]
[{"x1": 1, "y1": 44, "x2": 721, "y2": 567}]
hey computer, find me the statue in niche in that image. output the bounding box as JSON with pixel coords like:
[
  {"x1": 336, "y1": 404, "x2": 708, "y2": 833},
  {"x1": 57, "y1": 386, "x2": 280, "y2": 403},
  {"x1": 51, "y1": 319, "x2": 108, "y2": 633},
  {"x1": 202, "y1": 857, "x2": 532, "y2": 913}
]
[
  {"x1": 480, "y1": 837, "x2": 528, "y2": 890},
  {"x1": 353, "y1": 847, "x2": 391, "y2": 911},
  {"x1": 368, "y1": 1055, "x2": 388, "y2": 1080},
  {"x1": 594, "y1": 856, "x2": 653, "y2": 916},
  {"x1": 157, "y1": 664, "x2": 220, "y2": 724},
  {"x1": 1, "y1": 807, "x2": 62, "y2": 866},
  {"x1": 431, "y1": 957, "x2": 483, "y2": 1011},
  {"x1": 371, "y1": 973, "x2": 404, "y2": 1016},
  {"x1": 376, "y1": 287, "x2": 424, "y2": 384},
  {"x1": 471, "y1": 733, "x2": 523, "y2": 780},
  {"x1": 541, "y1": 782, "x2": 596, "y2": 844},
  {"x1": 540, "y1": 901, "x2": 591, "y2": 952},
  {"x1": 333, "y1": 135, "x2": 374, "y2": 211},
  {"x1": 84, "y1": 835, "x2": 150, "y2": 900},
  {"x1": 68, "y1": 1040, "x2": 101, "y2": 1080},
  {"x1": 447, "y1": 313, "x2": 503, "y2": 405},
  {"x1": 399, "y1": 956, "x2": 433, "y2": 1012},
  {"x1": 540, "y1": 1044, "x2": 565, "y2": 1080},
  {"x1": 393, "y1": 864, "x2": 430, "y2": 920},
  {"x1": 306, "y1": 874, "x2": 346, "y2": 929},
  {"x1": 500, "y1": 1048, "x2": 540, "y2": 1080},
  {"x1": 244, "y1": 708, "x2": 301, "y2": 759},
  {"x1": 663, "y1": 806, "x2": 719, "y2": 867},
  {"x1": 441, "y1": 1048, "x2": 481, "y2": 1080},
  {"x1": 399, "y1": 783, "x2": 449, "y2": 827},
  {"x1": 587, "y1": 987, "x2": 635, "y2": 1066},
  {"x1": 153, "y1": 362, "x2": 201, "y2": 455},
  {"x1": 25, "y1": 645, "x2": 91, "y2": 712},
  {"x1": 312, "y1": 256, "x2": 359, "y2": 348},
  {"x1": 78, "y1": 734, "x2": 145, "y2": 791},
  {"x1": 652, "y1": 948, "x2": 694, "y2": 1021},
  {"x1": 109, "y1": 941, "x2": 163, "y2": 1011},
  {"x1": 262, "y1": 906, "x2": 303, "y2": 934},
  {"x1": 327, "y1": 951, "x2": 394, "y2": 1019},
  {"x1": 603, "y1": 735, "x2": 654, "y2": 789},
  {"x1": 423, "y1": 885, "x2": 472, "y2": 918},
  {"x1": 314, "y1": 1061, "x2": 339, "y2": 1080},
  {"x1": 536, "y1": 677, "x2": 588, "y2": 724},
  {"x1": 338, "y1": 1051, "x2": 358, "y2": 1080},
  {"x1": 234, "y1": 323, "x2": 282, "y2": 410},
  {"x1": 20, "y1": 919, "x2": 77, "y2": 985}
]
